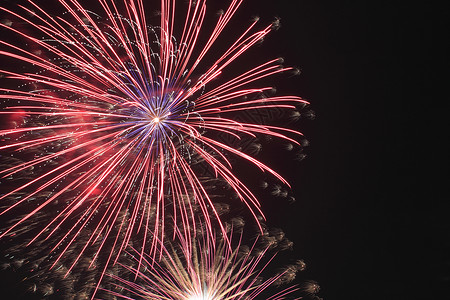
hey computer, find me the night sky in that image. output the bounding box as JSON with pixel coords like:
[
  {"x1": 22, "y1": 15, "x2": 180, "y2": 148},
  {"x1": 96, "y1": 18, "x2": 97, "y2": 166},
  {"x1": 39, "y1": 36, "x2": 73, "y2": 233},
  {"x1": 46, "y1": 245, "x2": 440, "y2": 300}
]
[
  {"x1": 255, "y1": 1, "x2": 448, "y2": 299},
  {"x1": 0, "y1": 0, "x2": 447, "y2": 299}
]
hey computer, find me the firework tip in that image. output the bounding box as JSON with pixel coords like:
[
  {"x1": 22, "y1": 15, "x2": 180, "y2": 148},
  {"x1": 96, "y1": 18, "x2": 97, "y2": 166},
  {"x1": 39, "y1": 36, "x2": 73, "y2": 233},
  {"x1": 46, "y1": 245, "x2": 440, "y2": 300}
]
[
  {"x1": 260, "y1": 181, "x2": 269, "y2": 189},
  {"x1": 301, "y1": 109, "x2": 316, "y2": 120},
  {"x1": 302, "y1": 280, "x2": 321, "y2": 294},
  {"x1": 291, "y1": 67, "x2": 302, "y2": 76},
  {"x1": 299, "y1": 138, "x2": 308, "y2": 147},
  {"x1": 1, "y1": 19, "x2": 13, "y2": 27},
  {"x1": 272, "y1": 17, "x2": 281, "y2": 30},
  {"x1": 296, "y1": 259, "x2": 306, "y2": 271},
  {"x1": 230, "y1": 216, "x2": 245, "y2": 229},
  {"x1": 285, "y1": 143, "x2": 294, "y2": 151}
]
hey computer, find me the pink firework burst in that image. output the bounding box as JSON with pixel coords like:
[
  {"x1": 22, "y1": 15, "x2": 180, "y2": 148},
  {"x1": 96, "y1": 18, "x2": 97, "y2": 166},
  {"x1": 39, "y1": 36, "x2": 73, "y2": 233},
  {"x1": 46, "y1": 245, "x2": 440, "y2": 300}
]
[{"x1": 0, "y1": 0, "x2": 307, "y2": 275}]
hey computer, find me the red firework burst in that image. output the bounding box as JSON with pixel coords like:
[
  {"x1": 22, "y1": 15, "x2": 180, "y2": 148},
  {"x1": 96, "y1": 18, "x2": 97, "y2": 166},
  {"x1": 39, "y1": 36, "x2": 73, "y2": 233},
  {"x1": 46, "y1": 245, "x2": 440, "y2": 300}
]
[{"x1": 0, "y1": 0, "x2": 307, "y2": 286}]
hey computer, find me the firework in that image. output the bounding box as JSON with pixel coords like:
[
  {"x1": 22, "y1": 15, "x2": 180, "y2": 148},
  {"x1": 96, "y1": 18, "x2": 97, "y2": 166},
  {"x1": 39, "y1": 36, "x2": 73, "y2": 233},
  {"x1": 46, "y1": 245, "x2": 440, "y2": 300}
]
[
  {"x1": 0, "y1": 176, "x2": 133, "y2": 299},
  {"x1": 0, "y1": 164, "x2": 310, "y2": 299},
  {"x1": 0, "y1": 0, "x2": 307, "y2": 283},
  {"x1": 105, "y1": 228, "x2": 302, "y2": 300}
]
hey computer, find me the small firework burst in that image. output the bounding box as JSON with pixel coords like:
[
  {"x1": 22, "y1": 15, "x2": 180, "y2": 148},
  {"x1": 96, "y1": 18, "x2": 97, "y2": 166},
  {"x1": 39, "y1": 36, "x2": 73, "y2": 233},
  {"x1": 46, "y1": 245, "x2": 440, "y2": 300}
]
[{"x1": 106, "y1": 229, "x2": 301, "y2": 300}]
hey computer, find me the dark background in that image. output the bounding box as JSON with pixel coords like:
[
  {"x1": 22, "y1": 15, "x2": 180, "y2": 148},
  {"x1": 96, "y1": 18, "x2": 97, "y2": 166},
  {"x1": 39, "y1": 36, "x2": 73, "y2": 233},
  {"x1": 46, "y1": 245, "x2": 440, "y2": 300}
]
[
  {"x1": 248, "y1": 0, "x2": 448, "y2": 299},
  {"x1": 0, "y1": 0, "x2": 448, "y2": 299}
]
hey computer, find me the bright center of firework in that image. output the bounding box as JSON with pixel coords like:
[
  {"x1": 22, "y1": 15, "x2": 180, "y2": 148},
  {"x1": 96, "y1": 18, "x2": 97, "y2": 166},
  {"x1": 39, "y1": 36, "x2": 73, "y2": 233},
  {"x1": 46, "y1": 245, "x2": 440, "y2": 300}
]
[
  {"x1": 153, "y1": 116, "x2": 160, "y2": 123},
  {"x1": 187, "y1": 294, "x2": 213, "y2": 300}
]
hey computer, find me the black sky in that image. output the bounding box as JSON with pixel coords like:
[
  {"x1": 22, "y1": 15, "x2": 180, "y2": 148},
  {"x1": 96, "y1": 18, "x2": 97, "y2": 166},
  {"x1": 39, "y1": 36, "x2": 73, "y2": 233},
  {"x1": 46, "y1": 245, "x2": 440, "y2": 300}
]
[{"x1": 250, "y1": 1, "x2": 448, "y2": 299}]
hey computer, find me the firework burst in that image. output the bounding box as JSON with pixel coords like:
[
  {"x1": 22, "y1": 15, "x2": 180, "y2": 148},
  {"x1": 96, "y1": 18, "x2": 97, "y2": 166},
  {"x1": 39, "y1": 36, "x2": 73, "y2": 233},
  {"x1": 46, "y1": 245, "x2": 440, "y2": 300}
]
[
  {"x1": 106, "y1": 229, "x2": 302, "y2": 300},
  {"x1": 0, "y1": 0, "x2": 307, "y2": 281}
]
